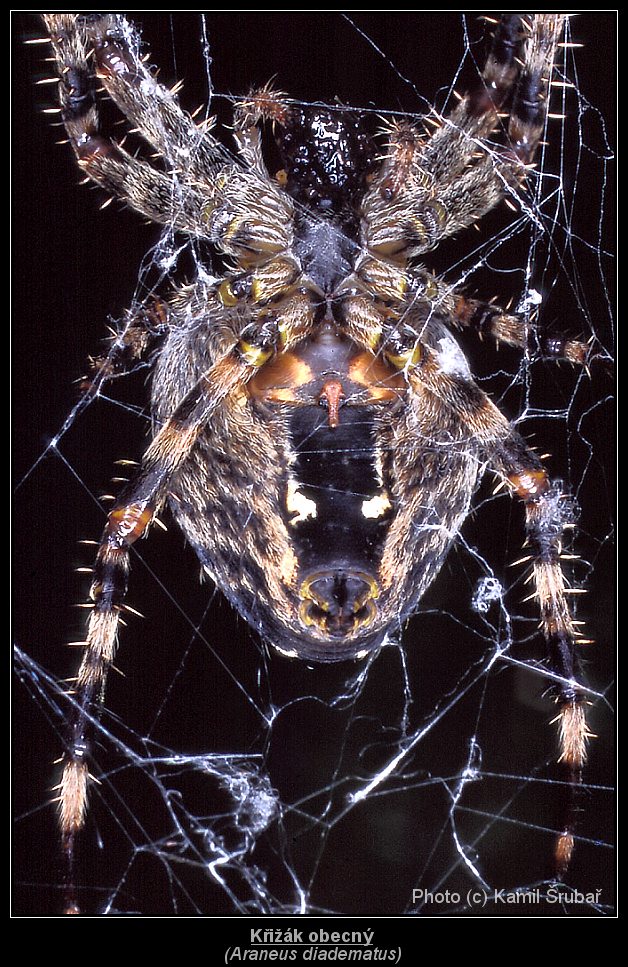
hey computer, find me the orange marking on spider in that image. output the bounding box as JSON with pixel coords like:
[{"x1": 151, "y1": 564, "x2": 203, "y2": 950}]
[
  {"x1": 507, "y1": 468, "x2": 549, "y2": 500},
  {"x1": 106, "y1": 503, "x2": 153, "y2": 544},
  {"x1": 318, "y1": 379, "x2": 345, "y2": 428}
]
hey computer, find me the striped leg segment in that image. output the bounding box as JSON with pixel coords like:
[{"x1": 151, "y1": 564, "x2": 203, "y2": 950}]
[
  {"x1": 514, "y1": 474, "x2": 592, "y2": 874},
  {"x1": 404, "y1": 345, "x2": 590, "y2": 874},
  {"x1": 42, "y1": 14, "x2": 211, "y2": 234},
  {"x1": 451, "y1": 293, "x2": 590, "y2": 364},
  {"x1": 56, "y1": 340, "x2": 271, "y2": 914},
  {"x1": 364, "y1": 15, "x2": 569, "y2": 258},
  {"x1": 485, "y1": 425, "x2": 591, "y2": 876}
]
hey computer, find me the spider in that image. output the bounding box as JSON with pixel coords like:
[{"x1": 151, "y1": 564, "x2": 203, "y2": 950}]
[{"x1": 33, "y1": 12, "x2": 605, "y2": 915}]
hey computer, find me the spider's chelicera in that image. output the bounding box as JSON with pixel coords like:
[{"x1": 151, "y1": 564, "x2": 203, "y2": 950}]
[{"x1": 41, "y1": 12, "x2": 593, "y2": 913}]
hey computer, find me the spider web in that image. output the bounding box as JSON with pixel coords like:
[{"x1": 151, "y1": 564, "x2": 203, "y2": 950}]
[{"x1": 13, "y1": 13, "x2": 615, "y2": 919}]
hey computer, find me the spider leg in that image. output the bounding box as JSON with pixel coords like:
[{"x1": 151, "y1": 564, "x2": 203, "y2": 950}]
[
  {"x1": 342, "y1": 260, "x2": 592, "y2": 366},
  {"x1": 426, "y1": 15, "x2": 564, "y2": 176},
  {"x1": 397, "y1": 345, "x2": 590, "y2": 875},
  {"x1": 491, "y1": 445, "x2": 591, "y2": 877},
  {"x1": 79, "y1": 297, "x2": 170, "y2": 398},
  {"x1": 57, "y1": 327, "x2": 277, "y2": 914},
  {"x1": 449, "y1": 292, "x2": 590, "y2": 364},
  {"x1": 43, "y1": 14, "x2": 210, "y2": 234},
  {"x1": 423, "y1": 12, "x2": 568, "y2": 242},
  {"x1": 42, "y1": 14, "x2": 295, "y2": 258},
  {"x1": 364, "y1": 14, "x2": 568, "y2": 257},
  {"x1": 66, "y1": 15, "x2": 224, "y2": 182}
]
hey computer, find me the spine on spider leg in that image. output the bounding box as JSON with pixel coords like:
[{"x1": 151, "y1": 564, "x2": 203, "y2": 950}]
[
  {"x1": 509, "y1": 468, "x2": 591, "y2": 877},
  {"x1": 58, "y1": 501, "x2": 153, "y2": 915}
]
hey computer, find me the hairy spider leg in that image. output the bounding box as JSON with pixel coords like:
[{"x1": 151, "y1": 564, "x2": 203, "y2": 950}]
[
  {"x1": 42, "y1": 14, "x2": 211, "y2": 234},
  {"x1": 57, "y1": 336, "x2": 277, "y2": 915},
  {"x1": 363, "y1": 15, "x2": 569, "y2": 259},
  {"x1": 450, "y1": 293, "x2": 590, "y2": 364},
  {"x1": 403, "y1": 342, "x2": 591, "y2": 876},
  {"x1": 42, "y1": 12, "x2": 295, "y2": 264}
]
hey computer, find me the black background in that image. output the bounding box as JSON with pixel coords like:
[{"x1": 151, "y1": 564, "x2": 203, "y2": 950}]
[{"x1": 13, "y1": 13, "x2": 615, "y2": 919}]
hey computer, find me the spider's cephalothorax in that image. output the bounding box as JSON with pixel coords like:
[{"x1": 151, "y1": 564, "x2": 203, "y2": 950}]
[
  {"x1": 274, "y1": 103, "x2": 377, "y2": 291},
  {"x1": 40, "y1": 12, "x2": 595, "y2": 912},
  {"x1": 275, "y1": 103, "x2": 377, "y2": 214}
]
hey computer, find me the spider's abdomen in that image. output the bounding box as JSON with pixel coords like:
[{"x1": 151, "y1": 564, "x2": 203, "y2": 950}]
[
  {"x1": 242, "y1": 320, "x2": 399, "y2": 658},
  {"x1": 158, "y1": 314, "x2": 481, "y2": 662}
]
